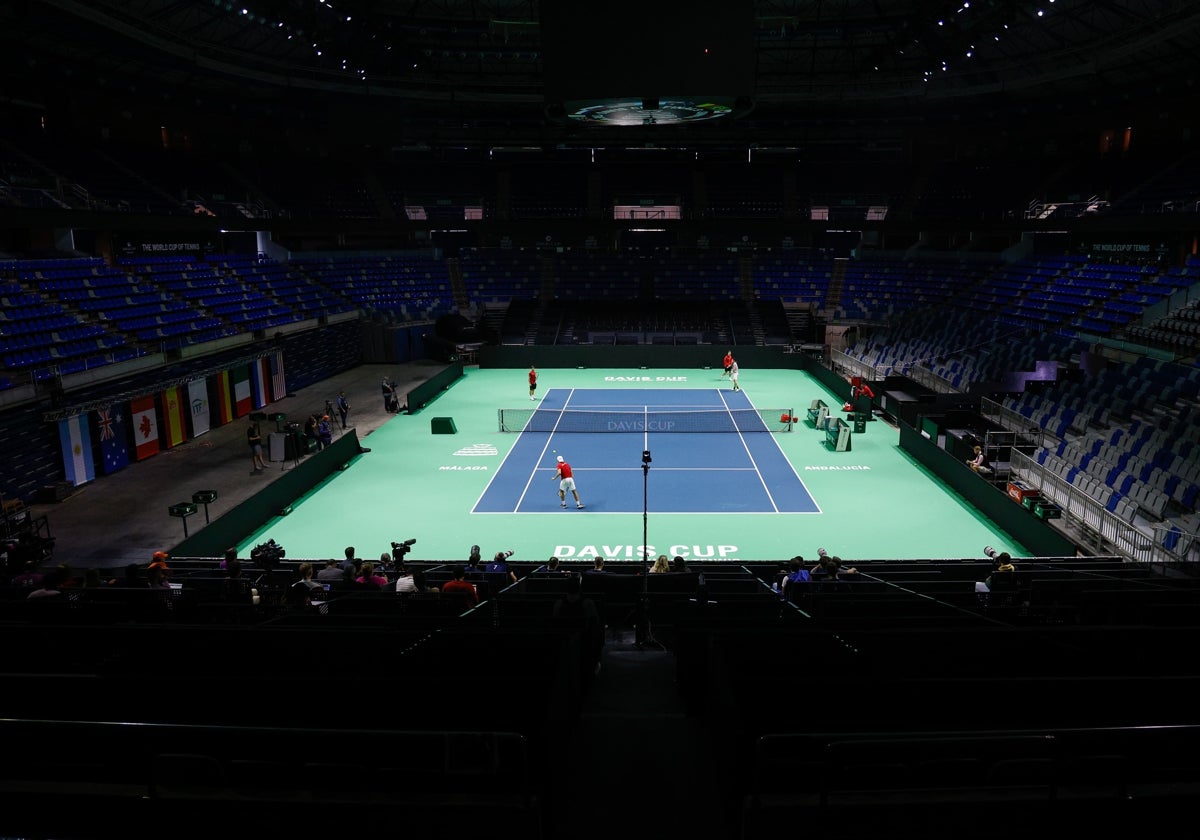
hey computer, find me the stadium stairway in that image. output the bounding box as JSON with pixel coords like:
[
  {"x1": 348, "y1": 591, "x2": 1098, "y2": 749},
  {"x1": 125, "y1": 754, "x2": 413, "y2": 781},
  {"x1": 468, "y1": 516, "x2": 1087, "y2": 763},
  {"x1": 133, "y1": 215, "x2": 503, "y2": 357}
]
[{"x1": 545, "y1": 627, "x2": 732, "y2": 840}]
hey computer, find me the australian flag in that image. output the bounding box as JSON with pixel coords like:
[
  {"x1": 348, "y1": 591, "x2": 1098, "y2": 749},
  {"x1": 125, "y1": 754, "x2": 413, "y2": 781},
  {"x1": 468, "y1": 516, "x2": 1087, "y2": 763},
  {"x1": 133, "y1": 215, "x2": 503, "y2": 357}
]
[{"x1": 95, "y1": 403, "x2": 130, "y2": 475}]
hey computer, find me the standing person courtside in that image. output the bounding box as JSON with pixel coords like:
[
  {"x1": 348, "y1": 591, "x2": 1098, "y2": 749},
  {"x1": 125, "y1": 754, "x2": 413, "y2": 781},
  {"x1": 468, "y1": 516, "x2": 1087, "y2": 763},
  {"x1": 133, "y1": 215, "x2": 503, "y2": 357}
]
[
  {"x1": 730, "y1": 358, "x2": 740, "y2": 391},
  {"x1": 721, "y1": 350, "x2": 733, "y2": 379},
  {"x1": 382, "y1": 376, "x2": 395, "y2": 412},
  {"x1": 336, "y1": 390, "x2": 350, "y2": 429},
  {"x1": 554, "y1": 455, "x2": 584, "y2": 509},
  {"x1": 247, "y1": 417, "x2": 267, "y2": 472},
  {"x1": 529, "y1": 366, "x2": 538, "y2": 401}
]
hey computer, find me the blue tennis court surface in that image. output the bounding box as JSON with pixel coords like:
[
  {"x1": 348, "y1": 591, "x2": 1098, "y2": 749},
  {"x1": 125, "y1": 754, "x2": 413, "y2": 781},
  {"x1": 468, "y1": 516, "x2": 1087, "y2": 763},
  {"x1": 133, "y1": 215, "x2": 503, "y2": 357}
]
[{"x1": 473, "y1": 388, "x2": 820, "y2": 514}]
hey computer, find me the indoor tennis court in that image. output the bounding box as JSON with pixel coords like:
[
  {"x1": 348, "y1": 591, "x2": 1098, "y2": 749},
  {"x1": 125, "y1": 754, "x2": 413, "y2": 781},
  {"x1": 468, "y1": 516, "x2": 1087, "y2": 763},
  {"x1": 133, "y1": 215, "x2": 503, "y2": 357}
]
[{"x1": 239, "y1": 366, "x2": 1028, "y2": 564}]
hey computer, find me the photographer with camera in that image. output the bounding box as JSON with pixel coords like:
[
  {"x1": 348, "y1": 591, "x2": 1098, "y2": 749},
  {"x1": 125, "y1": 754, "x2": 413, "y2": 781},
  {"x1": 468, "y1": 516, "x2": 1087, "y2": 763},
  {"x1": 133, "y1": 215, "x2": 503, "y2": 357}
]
[
  {"x1": 975, "y1": 546, "x2": 1016, "y2": 595},
  {"x1": 486, "y1": 550, "x2": 518, "y2": 585},
  {"x1": 466, "y1": 544, "x2": 483, "y2": 572}
]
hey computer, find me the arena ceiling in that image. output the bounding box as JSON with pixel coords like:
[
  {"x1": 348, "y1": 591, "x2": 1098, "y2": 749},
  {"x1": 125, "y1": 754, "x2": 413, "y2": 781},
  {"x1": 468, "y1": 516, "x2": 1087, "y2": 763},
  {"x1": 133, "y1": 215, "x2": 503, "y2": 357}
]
[{"x1": 3, "y1": 0, "x2": 1199, "y2": 144}]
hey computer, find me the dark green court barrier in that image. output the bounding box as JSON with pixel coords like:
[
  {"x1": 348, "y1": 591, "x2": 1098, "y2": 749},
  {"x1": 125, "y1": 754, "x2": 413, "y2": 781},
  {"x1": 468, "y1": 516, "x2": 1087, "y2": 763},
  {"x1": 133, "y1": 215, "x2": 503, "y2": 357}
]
[{"x1": 171, "y1": 430, "x2": 363, "y2": 556}]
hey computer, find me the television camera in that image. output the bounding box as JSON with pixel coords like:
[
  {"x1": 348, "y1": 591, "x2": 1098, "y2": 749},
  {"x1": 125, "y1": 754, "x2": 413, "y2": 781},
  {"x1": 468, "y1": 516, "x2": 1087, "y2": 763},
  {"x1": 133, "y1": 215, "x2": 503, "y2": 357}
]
[
  {"x1": 250, "y1": 539, "x2": 286, "y2": 570},
  {"x1": 391, "y1": 538, "x2": 417, "y2": 563}
]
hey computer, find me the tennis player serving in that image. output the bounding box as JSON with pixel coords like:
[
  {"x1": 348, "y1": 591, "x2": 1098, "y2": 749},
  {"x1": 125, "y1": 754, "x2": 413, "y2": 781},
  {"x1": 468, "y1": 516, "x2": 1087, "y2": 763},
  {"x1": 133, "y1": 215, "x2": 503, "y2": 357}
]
[{"x1": 554, "y1": 455, "x2": 584, "y2": 509}]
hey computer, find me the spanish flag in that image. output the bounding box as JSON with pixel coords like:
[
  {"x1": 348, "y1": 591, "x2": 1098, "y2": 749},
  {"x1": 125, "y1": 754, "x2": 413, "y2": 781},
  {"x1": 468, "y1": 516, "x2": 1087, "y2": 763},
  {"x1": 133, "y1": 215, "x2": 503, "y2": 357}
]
[
  {"x1": 209, "y1": 369, "x2": 234, "y2": 426},
  {"x1": 160, "y1": 385, "x2": 188, "y2": 449}
]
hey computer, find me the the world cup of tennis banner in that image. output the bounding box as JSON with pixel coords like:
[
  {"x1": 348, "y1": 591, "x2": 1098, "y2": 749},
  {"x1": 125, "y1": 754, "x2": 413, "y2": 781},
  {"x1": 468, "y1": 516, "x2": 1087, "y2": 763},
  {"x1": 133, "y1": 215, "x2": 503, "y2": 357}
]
[
  {"x1": 209, "y1": 369, "x2": 234, "y2": 426},
  {"x1": 232, "y1": 364, "x2": 252, "y2": 417},
  {"x1": 130, "y1": 395, "x2": 160, "y2": 461},
  {"x1": 58, "y1": 414, "x2": 95, "y2": 486},
  {"x1": 94, "y1": 403, "x2": 131, "y2": 475},
  {"x1": 188, "y1": 378, "x2": 211, "y2": 437},
  {"x1": 160, "y1": 385, "x2": 188, "y2": 449}
]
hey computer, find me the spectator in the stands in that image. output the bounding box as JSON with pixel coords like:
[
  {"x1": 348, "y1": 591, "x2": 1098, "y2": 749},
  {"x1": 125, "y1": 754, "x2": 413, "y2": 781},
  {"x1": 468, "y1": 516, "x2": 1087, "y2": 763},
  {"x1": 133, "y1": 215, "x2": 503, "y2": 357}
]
[
  {"x1": 83, "y1": 568, "x2": 116, "y2": 588},
  {"x1": 486, "y1": 550, "x2": 518, "y2": 585},
  {"x1": 393, "y1": 559, "x2": 418, "y2": 594},
  {"x1": 543, "y1": 556, "x2": 567, "y2": 574},
  {"x1": 778, "y1": 556, "x2": 811, "y2": 599},
  {"x1": 355, "y1": 562, "x2": 388, "y2": 590},
  {"x1": 441, "y1": 565, "x2": 479, "y2": 604},
  {"x1": 147, "y1": 564, "x2": 171, "y2": 589},
  {"x1": 296, "y1": 562, "x2": 322, "y2": 592},
  {"x1": 967, "y1": 445, "x2": 989, "y2": 472},
  {"x1": 412, "y1": 570, "x2": 438, "y2": 594},
  {"x1": 9, "y1": 560, "x2": 43, "y2": 589},
  {"x1": 585, "y1": 557, "x2": 607, "y2": 574},
  {"x1": 649, "y1": 554, "x2": 672, "y2": 574},
  {"x1": 222, "y1": 557, "x2": 251, "y2": 601},
  {"x1": 672, "y1": 555, "x2": 691, "y2": 573},
  {"x1": 316, "y1": 557, "x2": 343, "y2": 583},
  {"x1": 54, "y1": 562, "x2": 80, "y2": 588},
  {"x1": 26, "y1": 569, "x2": 62, "y2": 600},
  {"x1": 811, "y1": 551, "x2": 857, "y2": 581}
]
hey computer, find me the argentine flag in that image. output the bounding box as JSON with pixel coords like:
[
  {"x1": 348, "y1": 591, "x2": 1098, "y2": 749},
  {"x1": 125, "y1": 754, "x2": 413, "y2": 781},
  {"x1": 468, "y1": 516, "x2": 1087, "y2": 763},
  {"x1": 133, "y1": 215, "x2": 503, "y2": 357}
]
[{"x1": 58, "y1": 414, "x2": 95, "y2": 486}]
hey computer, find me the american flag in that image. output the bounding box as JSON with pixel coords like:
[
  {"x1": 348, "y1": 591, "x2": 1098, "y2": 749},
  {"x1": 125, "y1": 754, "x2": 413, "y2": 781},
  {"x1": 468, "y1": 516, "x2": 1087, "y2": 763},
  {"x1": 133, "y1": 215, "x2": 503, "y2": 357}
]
[{"x1": 270, "y1": 352, "x2": 287, "y2": 401}]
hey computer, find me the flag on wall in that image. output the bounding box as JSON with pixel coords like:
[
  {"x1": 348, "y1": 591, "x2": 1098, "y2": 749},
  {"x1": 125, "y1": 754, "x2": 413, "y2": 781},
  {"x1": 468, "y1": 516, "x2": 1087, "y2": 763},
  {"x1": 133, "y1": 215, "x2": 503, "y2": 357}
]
[
  {"x1": 188, "y1": 378, "x2": 211, "y2": 437},
  {"x1": 209, "y1": 369, "x2": 233, "y2": 426},
  {"x1": 232, "y1": 364, "x2": 252, "y2": 417},
  {"x1": 160, "y1": 386, "x2": 188, "y2": 449},
  {"x1": 250, "y1": 357, "x2": 270, "y2": 409},
  {"x1": 131, "y1": 395, "x2": 160, "y2": 461},
  {"x1": 94, "y1": 403, "x2": 130, "y2": 475},
  {"x1": 269, "y1": 351, "x2": 286, "y2": 401},
  {"x1": 58, "y1": 414, "x2": 95, "y2": 486}
]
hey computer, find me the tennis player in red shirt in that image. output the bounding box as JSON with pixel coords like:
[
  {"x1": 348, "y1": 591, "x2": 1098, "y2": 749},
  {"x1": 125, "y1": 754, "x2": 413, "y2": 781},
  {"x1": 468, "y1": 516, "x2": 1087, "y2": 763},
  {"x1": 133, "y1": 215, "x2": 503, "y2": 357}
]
[
  {"x1": 554, "y1": 455, "x2": 584, "y2": 509},
  {"x1": 529, "y1": 366, "x2": 538, "y2": 400}
]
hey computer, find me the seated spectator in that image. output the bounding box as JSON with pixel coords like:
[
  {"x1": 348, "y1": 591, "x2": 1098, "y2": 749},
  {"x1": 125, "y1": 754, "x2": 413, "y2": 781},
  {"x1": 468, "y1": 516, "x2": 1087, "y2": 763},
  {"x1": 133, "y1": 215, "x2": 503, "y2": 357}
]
[
  {"x1": 778, "y1": 556, "x2": 810, "y2": 599},
  {"x1": 393, "y1": 560, "x2": 418, "y2": 594},
  {"x1": 649, "y1": 554, "x2": 672, "y2": 574},
  {"x1": 55, "y1": 562, "x2": 81, "y2": 588},
  {"x1": 966, "y1": 445, "x2": 990, "y2": 473},
  {"x1": 441, "y1": 565, "x2": 478, "y2": 604},
  {"x1": 296, "y1": 562, "x2": 322, "y2": 592},
  {"x1": 83, "y1": 568, "x2": 117, "y2": 588},
  {"x1": 355, "y1": 562, "x2": 388, "y2": 589},
  {"x1": 672, "y1": 555, "x2": 691, "y2": 573},
  {"x1": 9, "y1": 560, "x2": 44, "y2": 589},
  {"x1": 542, "y1": 556, "x2": 566, "y2": 575},
  {"x1": 222, "y1": 558, "x2": 251, "y2": 601},
  {"x1": 811, "y1": 549, "x2": 857, "y2": 580},
  {"x1": 486, "y1": 551, "x2": 518, "y2": 584},
  {"x1": 147, "y1": 564, "x2": 171, "y2": 589},
  {"x1": 316, "y1": 557, "x2": 343, "y2": 583},
  {"x1": 26, "y1": 569, "x2": 61, "y2": 600},
  {"x1": 585, "y1": 557, "x2": 607, "y2": 574},
  {"x1": 412, "y1": 570, "x2": 438, "y2": 594}
]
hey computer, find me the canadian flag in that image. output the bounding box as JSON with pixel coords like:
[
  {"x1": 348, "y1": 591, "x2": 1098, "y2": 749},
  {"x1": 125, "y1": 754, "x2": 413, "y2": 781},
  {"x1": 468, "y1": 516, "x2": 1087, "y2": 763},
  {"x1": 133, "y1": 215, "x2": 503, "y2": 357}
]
[{"x1": 131, "y1": 395, "x2": 160, "y2": 461}]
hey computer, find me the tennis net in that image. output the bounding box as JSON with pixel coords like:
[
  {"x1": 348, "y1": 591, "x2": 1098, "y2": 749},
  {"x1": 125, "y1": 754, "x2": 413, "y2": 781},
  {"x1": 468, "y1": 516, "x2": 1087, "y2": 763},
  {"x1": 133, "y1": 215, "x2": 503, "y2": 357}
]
[{"x1": 497, "y1": 407, "x2": 795, "y2": 433}]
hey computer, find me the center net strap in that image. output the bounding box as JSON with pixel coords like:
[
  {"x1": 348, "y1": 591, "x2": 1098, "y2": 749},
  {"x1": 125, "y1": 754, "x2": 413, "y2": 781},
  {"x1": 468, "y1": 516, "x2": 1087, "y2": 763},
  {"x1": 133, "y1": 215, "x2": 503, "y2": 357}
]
[{"x1": 498, "y1": 407, "x2": 794, "y2": 433}]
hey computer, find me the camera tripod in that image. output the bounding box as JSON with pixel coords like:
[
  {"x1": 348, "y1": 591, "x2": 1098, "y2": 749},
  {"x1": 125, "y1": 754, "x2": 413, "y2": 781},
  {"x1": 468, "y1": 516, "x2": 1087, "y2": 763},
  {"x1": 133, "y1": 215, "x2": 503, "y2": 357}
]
[{"x1": 635, "y1": 449, "x2": 665, "y2": 651}]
